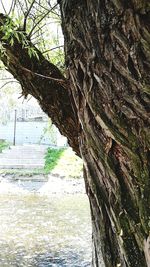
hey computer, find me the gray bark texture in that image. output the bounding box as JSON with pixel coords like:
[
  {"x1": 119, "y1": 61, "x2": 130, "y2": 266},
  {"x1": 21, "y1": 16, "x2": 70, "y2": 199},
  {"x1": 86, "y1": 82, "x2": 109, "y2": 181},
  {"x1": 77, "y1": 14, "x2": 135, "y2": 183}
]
[
  {"x1": 60, "y1": 1, "x2": 150, "y2": 266},
  {"x1": 0, "y1": 0, "x2": 150, "y2": 266}
]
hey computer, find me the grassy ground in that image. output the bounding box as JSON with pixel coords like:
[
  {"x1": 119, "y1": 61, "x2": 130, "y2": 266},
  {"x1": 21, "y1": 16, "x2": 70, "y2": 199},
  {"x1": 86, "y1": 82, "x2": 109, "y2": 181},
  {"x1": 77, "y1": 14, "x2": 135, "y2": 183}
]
[
  {"x1": 44, "y1": 147, "x2": 65, "y2": 173},
  {"x1": 0, "y1": 147, "x2": 83, "y2": 179},
  {"x1": 44, "y1": 147, "x2": 83, "y2": 178}
]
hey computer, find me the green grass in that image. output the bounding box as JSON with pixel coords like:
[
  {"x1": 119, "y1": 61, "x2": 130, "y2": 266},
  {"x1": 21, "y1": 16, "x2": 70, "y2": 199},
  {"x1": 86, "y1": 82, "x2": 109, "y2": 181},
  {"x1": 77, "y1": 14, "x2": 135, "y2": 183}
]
[
  {"x1": 0, "y1": 145, "x2": 83, "y2": 179},
  {"x1": 44, "y1": 147, "x2": 65, "y2": 173},
  {"x1": 0, "y1": 140, "x2": 9, "y2": 153},
  {"x1": 44, "y1": 147, "x2": 83, "y2": 178}
]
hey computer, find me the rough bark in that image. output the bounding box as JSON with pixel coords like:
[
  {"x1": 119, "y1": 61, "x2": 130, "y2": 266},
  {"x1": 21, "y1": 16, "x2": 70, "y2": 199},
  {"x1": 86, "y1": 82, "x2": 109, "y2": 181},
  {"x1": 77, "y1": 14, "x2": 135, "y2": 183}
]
[
  {"x1": 60, "y1": 1, "x2": 150, "y2": 266},
  {"x1": 0, "y1": 1, "x2": 150, "y2": 266}
]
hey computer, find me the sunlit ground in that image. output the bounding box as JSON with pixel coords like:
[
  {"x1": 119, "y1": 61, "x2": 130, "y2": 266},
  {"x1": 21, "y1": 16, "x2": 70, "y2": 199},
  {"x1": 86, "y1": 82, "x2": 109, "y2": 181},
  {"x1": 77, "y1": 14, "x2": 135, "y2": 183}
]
[{"x1": 0, "y1": 177, "x2": 92, "y2": 267}]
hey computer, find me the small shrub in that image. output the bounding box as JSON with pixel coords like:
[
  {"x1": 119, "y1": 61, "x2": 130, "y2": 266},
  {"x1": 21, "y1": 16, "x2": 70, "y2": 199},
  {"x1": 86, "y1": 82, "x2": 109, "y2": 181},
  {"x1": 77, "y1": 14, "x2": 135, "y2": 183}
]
[
  {"x1": 0, "y1": 140, "x2": 9, "y2": 153},
  {"x1": 44, "y1": 148, "x2": 65, "y2": 173}
]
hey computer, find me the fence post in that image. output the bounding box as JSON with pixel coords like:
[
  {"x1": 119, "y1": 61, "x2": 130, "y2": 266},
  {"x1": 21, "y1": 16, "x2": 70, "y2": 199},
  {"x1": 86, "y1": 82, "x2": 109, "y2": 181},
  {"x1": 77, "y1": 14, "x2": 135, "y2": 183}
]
[{"x1": 13, "y1": 109, "x2": 17, "y2": 146}]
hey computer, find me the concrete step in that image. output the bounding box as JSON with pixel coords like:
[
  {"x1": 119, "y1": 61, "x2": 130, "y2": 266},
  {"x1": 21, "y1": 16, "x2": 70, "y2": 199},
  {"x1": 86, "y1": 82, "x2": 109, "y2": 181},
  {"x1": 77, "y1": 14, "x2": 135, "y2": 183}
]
[
  {"x1": 10, "y1": 145, "x2": 48, "y2": 151},
  {"x1": 0, "y1": 152, "x2": 46, "y2": 157},
  {"x1": 0, "y1": 155, "x2": 46, "y2": 159},
  {"x1": 0, "y1": 145, "x2": 48, "y2": 169},
  {"x1": 1, "y1": 147, "x2": 47, "y2": 155},
  {"x1": 0, "y1": 164, "x2": 44, "y2": 169},
  {"x1": 0, "y1": 159, "x2": 44, "y2": 164}
]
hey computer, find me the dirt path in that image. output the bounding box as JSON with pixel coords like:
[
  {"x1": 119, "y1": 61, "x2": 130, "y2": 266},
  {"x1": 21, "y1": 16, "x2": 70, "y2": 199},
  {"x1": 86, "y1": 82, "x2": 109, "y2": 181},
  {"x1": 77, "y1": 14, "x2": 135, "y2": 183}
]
[{"x1": 0, "y1": 173, "x2": 86, "y2": 194}]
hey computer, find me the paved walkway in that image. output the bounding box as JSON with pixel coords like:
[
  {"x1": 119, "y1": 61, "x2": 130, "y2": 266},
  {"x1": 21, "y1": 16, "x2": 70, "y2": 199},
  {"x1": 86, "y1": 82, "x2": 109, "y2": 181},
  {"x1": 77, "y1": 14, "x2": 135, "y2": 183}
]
[{"x1": 0, "y1": 145, "x2": 48, "y2": 169}]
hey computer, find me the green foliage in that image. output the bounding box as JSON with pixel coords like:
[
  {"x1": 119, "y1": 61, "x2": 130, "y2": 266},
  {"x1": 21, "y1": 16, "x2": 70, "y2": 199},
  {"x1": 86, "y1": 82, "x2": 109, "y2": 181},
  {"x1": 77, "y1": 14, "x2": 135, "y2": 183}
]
[
  {"x1": 27, "y1": 46, "x2": 39, "y2": 60},
  {"x1": 44, "y1": 147, "x2": 83, "y2": 178},
  {"x1": 0, "y1": 2, "x2": 64, "y2": 68},
  {"x1": 0, "y1": 146, "x2": 83, "y2": 178},
  {"x1": 0, "y1": 140, "x2": 9, "y2": 153},
  {"x1": 0, "y1": 17, "x2": 21, "y2": 46},
  {"x1": 0, "y1": 17, "x2": 39, "y2": 61},
  {"x1": 44, "y1": 147, "x2": 65, "y2": 173}
]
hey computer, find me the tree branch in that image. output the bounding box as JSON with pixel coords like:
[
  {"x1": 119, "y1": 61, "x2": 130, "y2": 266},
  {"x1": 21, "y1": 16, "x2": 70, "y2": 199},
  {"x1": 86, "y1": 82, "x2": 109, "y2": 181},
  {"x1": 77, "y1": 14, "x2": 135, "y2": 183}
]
[
  {"x1": 28, "y1": 2, "x2": 59, "y2": 37},
  {"x1": 43, "y1": 45, "x2": 63, "y2": 54},
  {"x1": 0, "y1": 0, "x2": 7, "y2": 14},
  {"x1": 23, "y1": 0, "x2": 36, "y2": 31},
  {"x1": 0, "y1": 80, "x2": 19, "y2": 90},
  {"x1": 0, "y1": 13, "x2": 80, "y2": 156},
  {"x1": 8, "y1": 0, "x2": 17, "y2": 15}
]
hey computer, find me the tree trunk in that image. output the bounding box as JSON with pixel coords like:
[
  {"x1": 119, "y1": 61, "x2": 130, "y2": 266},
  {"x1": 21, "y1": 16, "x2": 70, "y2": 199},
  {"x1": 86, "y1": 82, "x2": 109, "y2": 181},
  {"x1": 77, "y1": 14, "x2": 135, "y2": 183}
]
[
  {"x1": 60, "y1": 1, "x2": 150, "y2": 266},
  {"x1": 0, "y1": 1, "x2": 150, "y2": 266}
]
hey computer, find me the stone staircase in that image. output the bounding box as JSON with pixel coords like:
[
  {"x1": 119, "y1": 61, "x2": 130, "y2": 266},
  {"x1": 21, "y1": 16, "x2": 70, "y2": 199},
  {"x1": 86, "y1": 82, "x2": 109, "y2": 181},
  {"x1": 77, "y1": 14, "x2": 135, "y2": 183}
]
[{"x1": 0, "y1": 145, "x2": 48, "y2": 169}]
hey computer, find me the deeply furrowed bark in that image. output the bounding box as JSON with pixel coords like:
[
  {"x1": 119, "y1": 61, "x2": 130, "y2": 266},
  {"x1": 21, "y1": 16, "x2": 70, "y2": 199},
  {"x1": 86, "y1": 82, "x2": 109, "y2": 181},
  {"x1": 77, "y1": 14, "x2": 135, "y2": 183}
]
[
  {"x1": 60, "y1": 0, "x2": 150, "y2": 266},
  {"x1": 0, "y1": 1, "x2": 150, "y2": 266}
]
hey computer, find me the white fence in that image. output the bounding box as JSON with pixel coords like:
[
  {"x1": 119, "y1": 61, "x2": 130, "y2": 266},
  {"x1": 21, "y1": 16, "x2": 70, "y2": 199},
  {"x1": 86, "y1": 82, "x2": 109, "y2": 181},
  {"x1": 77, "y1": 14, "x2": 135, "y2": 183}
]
[{"x1": 0, "y1": 121, "x2": 67, "y2": 146}]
